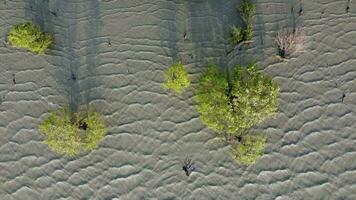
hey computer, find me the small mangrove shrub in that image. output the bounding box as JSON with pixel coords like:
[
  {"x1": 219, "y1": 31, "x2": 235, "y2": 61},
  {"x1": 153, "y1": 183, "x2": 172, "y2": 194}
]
[
  {"x1": 8, "y1": 22, "x2": 52, "y2": 54},
  {"x1": 163, "y1": 62, "x2": 190, "y2": 93},
  {"x1": 244, "y1": 25, "x2": 254, "y2": 41},
  {"x1": 229, "y1": 134, "x2": 266, "y2": 165},
  {"x1": 230, "y1": 0, "x2": 256, "y2": 45},
  {"x1": 230, "y1": 25, "x2": 244, "y2": 44},
  {"x1": 39, "y1": 107, "x2": 106, "y2": 156},
  {"x1": 239, "y1": 0, "x2": 256, "y2": 26}
]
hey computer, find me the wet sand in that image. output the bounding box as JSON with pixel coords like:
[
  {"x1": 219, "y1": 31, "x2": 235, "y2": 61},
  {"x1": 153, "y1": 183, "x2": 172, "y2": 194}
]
[{"x1": 1, "y1": 0, "x2": 356, "y2": 199}]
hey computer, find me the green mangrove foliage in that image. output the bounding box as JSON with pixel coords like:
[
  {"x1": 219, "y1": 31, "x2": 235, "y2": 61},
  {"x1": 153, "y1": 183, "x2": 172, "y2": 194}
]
[
  {"x1": 163, "y1": 61, "x2": 190, "y2": 93},
  {"x1": 230, "y1": 26, "x2": 244, "y2": 45},
  {"x1": 195, "y1": 63, "x2": 279, "y2": 164},
  {"x1": 39, "y1": 107, "x2": 106, "y2": 156},
  {"x1": 195, "y1": 65, "x2": 229, "y2": 133},
  {"x1": 196, "y1": 63, "x2": 279, "y2": 135},
  {"x1": 230, "y1": 0, "x2": 256, "y2": 45},
  {"x1": 229, "y1": 134, "x2": 266, "y2": 165},
  {"x1": 8, "y1": 22, "x2": 52, "y2": 54},
  {"x1": 239, "y1": 0, "x2": 256, "y2": 40}
]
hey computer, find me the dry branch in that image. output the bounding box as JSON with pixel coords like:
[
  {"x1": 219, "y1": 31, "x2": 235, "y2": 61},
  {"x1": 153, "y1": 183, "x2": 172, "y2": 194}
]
[{"x1": 275, "y1": 28, "x2": 304, "y2": 59}]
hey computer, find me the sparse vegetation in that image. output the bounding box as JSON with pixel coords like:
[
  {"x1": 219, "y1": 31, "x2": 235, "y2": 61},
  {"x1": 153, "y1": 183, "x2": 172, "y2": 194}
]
[
  {"x1": 195, "y1": 63, "x2": 279, "y2": 165},
  {"x1": 229, "y1": 134, "x2": 266, "y2": 165},
  {"x1": 275, "y1": 28, "x2": 304, "y2": 59},
  {"x1": 39, "y1": 107, "x2": 106, "y2": 156},
  {"x1": 163, "y1": 61, "x2": 190, "y2": 94},
  {"x1": 230, "y1": 0, "x2": 256, "y2": 45},
  {"x1": 8, "y1": 22, "x2": 52, "y2": 54}
]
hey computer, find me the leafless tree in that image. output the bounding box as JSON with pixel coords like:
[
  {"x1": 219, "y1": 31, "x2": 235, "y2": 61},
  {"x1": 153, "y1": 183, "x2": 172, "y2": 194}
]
[
  {"x1": 182, "y1": 157, "x2": 195, "y2": 176},
  {"x1": 275, "y1": 28, "x2": 304, "y2": 60}
]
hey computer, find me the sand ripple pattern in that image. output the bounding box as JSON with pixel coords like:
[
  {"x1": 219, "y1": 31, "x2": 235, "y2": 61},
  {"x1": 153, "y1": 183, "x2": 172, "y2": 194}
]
[{"x1": 1, "y1": 0, "x2": 356, "y2": 199}]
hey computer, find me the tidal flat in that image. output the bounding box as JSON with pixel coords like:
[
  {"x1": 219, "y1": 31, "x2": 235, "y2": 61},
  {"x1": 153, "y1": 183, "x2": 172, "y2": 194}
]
[{"x1": 1, "y1": 0, "x2": 356, "y2": 199}]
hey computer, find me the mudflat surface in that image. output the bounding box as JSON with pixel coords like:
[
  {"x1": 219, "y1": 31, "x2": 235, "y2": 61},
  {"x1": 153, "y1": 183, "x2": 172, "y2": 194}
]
[{"x1": 1, "y1": 0, "x2": 356, "y2": 199}]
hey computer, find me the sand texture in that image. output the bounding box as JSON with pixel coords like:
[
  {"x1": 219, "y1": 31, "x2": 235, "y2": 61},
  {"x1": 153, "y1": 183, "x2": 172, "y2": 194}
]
[{"x1": 1, "y1": 0, "x2": 356, "y2": 199}]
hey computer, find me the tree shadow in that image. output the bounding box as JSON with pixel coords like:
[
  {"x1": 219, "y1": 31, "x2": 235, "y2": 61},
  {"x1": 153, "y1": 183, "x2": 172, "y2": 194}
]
[
  {"x1": 158, "y1": 1, "x2": 181, "y2": 62},
  {"x1": 24, "y1": 0, "x2": 77, "y2": 111},
  {"x1": 24, "y1": 0, "x2": 103, "y2": 113},
  {"x1": 82, "y1": 0, "x2": 103, "y2": 107},
  {"x1": 185, "y1": 0, "x2": 236, "y2": 69}
]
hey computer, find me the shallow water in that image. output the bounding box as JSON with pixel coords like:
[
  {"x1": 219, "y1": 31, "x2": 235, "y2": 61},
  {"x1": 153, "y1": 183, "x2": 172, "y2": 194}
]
[{"x1": 1, "y1": 0, "x2": 356, "y2": 199}]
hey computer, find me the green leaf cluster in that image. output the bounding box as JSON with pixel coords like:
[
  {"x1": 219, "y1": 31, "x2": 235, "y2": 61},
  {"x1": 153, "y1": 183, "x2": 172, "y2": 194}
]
[
  {"x1": 230, "y1": 26, "x2": 244, "y2": 45},
  {"x1": 239, "y1": 1, "x2": 256, "y2": 25},
  {"x1": 230, "y1": 1, "x2": 256, "y2": 44},
  {"x1": 196, "y1": 63, "x2": 279, "y2": 135},
  {"x1": 229, "y1": 63, "x2": 279, "y2": 132},
  {"x1": 39, "y1": 107, "x2": 106, "y2": 156},
  {"x1": 8, "y1": 22, "x2": 52, "y2": 54},
  {"x1": 163, "y1": 62, "x2": 190, "y2": 94},
  {"x1": 195, "y1": 65, "x2": 229, "y2": 134},
  {"x1": 195, "y1": 63, "x2": 279, "y2": 164},
  {"x1": 229, "y1": 134, "x2": 266, "y2": 165},
  {"x1": 244, "y1": 25, "x2": 254, "y2": 41}
]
